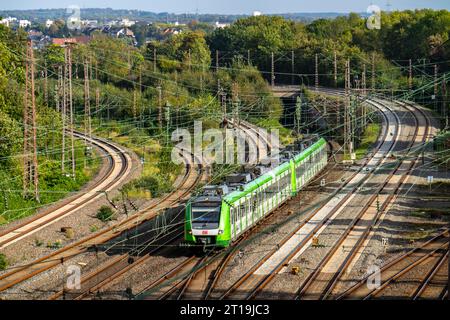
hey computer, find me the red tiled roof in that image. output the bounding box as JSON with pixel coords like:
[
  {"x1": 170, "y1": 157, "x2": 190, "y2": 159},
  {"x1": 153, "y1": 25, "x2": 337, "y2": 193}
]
[{"x1": 52, "y1": 36, "x2": 91, "y2": 46}]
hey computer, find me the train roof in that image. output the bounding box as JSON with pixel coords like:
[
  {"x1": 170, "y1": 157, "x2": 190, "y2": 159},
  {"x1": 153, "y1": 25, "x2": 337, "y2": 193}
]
[{"x1": 223, "y1": 138, "x2": 326, "y2": 204}]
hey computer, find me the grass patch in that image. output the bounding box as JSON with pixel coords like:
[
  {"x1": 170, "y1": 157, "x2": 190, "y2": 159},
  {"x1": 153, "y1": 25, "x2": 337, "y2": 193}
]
[
  {"x1": 0, "y1": 253, "x2": 7, "y2": 270},
  {"x1": 96, "y1": 205, "x2": 115, "y2": 222},
  {"x1": 410, "y1": 208, "x2": 450, "y2": 219},
  {"x1": 404, "y1": 229, "x2": 435, "y2": 241},
  {"x1": 346, "y1": 123, "x2": 381, "y2": 160},
  {"x1": 0, "y1": 141, "x2": 101, "y2": 224},
  {"x1": 46, "y1": 240, "x2": 62, "y2": 249},
  {"x1": 93, "y1": 120, "x2": 181, "y2": 201},
  {"x1": 254, "y1": 118, "x2": 295, "y2": 146}
]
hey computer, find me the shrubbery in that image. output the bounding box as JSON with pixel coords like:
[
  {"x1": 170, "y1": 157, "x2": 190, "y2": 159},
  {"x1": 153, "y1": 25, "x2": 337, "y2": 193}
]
[
  {"x1": 0, "y1": 253, "x2": 8, "y2": 271},
  {"x1": 96, "y1": 205, "x2": 115, "y2": 222}
]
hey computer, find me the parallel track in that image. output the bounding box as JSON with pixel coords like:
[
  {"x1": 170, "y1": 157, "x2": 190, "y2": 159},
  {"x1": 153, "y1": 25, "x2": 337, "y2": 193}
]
[
  {"x1": 336, "y1": 231, "x2": 449, "y2": 300},
  {"x1": 213, "y1": 96, "x2": 395, "y2": 299},
  {"x1": 0, "y1": 132, "x2": 132, "y2": 249},
  {"x1": 0, "y1": 145, "x2": 199, "y2": 294},
  {"x1": 295, "y1": 97, "x2": 433, "y2": 300},
  {"x1": 48, "y1": 151, "x2": 204, "y2": 300},
  {"x1": 48, "y1": 120, "x2": 273, "y2": 300}
]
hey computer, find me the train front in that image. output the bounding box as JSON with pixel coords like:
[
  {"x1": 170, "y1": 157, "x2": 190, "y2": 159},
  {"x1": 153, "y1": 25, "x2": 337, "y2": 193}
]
[{"x1": 185, "y1": 186, "x2": 227, "y2": 248}]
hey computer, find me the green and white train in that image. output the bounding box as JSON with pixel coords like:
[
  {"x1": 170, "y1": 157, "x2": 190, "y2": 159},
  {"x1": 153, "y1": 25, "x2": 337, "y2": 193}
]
[{"x1": 184, "y1": 137, "x2": 328, "y2": 248}]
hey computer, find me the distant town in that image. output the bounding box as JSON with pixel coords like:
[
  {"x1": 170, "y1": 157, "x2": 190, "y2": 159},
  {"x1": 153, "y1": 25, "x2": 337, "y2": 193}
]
[{"x1": 0, "y1": 8, "x2": 350, "y2": 48}]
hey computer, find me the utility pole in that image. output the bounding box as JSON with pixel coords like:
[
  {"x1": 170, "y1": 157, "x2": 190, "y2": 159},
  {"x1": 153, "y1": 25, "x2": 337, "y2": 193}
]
[
  {"x1": 153, "y1": 48, "x2": 157, "y2": 73},
  {"x1": 220, "y1": 88, "x2": 227, "y2": 121},
  {"x1": 65, "y1": 44, "x2": 75, "y2": 180},
  {"x1": 215, "y1": 50, "x2": 219, "y2": 71},
  {"x1": 133, "y1": 90, "x2": 137, "y2": 120},
  {"x1": 344, "y1": 59, "x2": 353, "y2": 160},
  {"x1": 84, "y1": 60, "x2": 92, "y2": 145},
  {"x1": 96, "y1": 87, "x2": 100, "y2": 122},
  {"x1": 315, "y1": 53, "x2": 319, "y2": 91},
  {"x1": 56, "y1": 65, "x2": 63, "y2": 113},
  {"x1": 188, "y1": 49, "x2": 192, "y2": 71},
  {"x1": 442, "y1": 74, "x2": 448, "y2": 128},
  {"x1": 43, "y1": 65, "x2": 48, "y2": 106},
  {"x1": 408, "y1": 58, "x2": 413, "y2": 91},
  {"x1": 434, "y1": 64, "x2": 438, "y2": 112},
  {"x1": 232, "y1": 82, "x2": 240, "y2": 125},
  {"x1": 371, "y1": 52, "x2": 376, "y2": 93},
  {"x1": 334, "y1": 50, "x2": 338, "y2": 88},
  {"x1": 295, "y1": 96, "x2": 302, "y2": 134},
  {"x1": 157, "y1": 84, "x2": 162, "y2": 129},
  {"x1": 291, "y1": 50, "x2": 295, "y2": 86},
  {"x1": 61, "y1": 58, "x2": 66, "y2": 173},
  {"x1": 165, "y1": 104, "x2": 171, "y2": 145},
  {"x1": 271, "y1": 52, "x2": 275, "y2": 87},
  {"x1": 139, "y1": 65, "x2": 142, "y2": 92},
  {"x1": 23, "y1": 40, "x2": 39, "y2": 202},
  {"x1": 362, "y1": 64, "x2": 367, "y2": 128},
  {"x1": 362, "y1": 64, "x2": 367, "y2": 97}
]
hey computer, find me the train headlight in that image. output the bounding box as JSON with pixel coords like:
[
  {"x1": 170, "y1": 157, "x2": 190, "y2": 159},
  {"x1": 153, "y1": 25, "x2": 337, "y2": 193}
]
[
  {"x1": 188, "y1": 230, "x2": 192, "y2": 235},
  {"x1": 218, "y1": 229, "x2": 224, "y2": 235}
]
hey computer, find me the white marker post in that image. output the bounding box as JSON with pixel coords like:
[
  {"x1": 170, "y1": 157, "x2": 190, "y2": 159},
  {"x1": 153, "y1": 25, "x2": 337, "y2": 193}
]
[{"x1": 427, "y1": 176, "x2": 433, "y2": 192}]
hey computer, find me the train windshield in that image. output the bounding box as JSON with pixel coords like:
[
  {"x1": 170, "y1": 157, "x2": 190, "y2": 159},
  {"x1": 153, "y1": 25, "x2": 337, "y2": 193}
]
[{"x1": 191, "y1": 206, "x2": 221, "y2": 223}]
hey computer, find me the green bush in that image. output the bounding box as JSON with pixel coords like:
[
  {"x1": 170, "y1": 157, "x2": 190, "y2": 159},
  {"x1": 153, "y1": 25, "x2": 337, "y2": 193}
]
[
  {"x1": 0, "y1": 253, "x2": 8, "y2": 270},
  {"x1": 96, "y1": 205, "x2": 115, "y2": 222},
  {"x1": 123, "y1": 174, "x2": 173, "y2": 199}
]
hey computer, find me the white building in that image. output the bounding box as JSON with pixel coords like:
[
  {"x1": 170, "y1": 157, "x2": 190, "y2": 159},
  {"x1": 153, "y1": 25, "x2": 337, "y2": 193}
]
[
  {"x1": 120, "y1": 18, "x2": 135, "y2": 27},
  {"x1": 81, "y1": 20, "x2": 98, "y2": 27},
  {"x1": 1, "y1": 17, "x2": 17, "y2": 27},
  {"x1": 214, "y1": 21, "x2": 230, "y2": 29},
  {"x1": 19, "y1": 20, "x2": 31, "y2": 28},
  {"x1": 253, "y1": 11, "x2": 262, "y2": 16}
]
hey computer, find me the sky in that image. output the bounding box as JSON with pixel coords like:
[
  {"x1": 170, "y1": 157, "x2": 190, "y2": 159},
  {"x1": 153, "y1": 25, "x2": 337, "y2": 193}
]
[{"x1": 1, "y1": 0, "x2": 449, "y2": 14}]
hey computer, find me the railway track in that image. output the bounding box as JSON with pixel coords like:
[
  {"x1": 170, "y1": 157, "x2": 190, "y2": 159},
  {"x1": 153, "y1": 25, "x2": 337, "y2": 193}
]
[
  {"x1": 0, "y1": 131, "x2": 132, "y2": 249},
  {"x1": 47, "y1": 150, "x2": 205, "y2": 300},
  {"x1": 336, "y1": 230, "x2": 449, "y2": 300},
  {"x1": 293, "y1": 97, "x2": 433, "y2": 300},
  {"x1": 412, "y1": 249, "x2": 448, "y2": 300},
  {"x1": 151, "y1": 90, "x2": 440, "y2": 301},
  {"x1": 209, "y1": 95, "x2": 399, "y2": 299},
  {"x1": 0, "y1": 143, "x2": 202, "y2": 294},
  {"x1": 45, "y1": 120, "x2": 274, "y2": 300},
  {"x1": 202, "y1": 90, "x2": 440, "y2": 300},
  {"x1": 113, "y1": 121, "x2": 277, "y2": 301},
  {"x1": 142, "y1": 252, "x2": 224, "y2": 300}
]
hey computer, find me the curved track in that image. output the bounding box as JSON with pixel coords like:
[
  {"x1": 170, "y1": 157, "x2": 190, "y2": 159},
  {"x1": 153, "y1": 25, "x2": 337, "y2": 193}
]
[
  {"x1": 0, "y1": 132, "x2": 132, "y2": 249},
  {"x1": 295, "y1": 96, "x2": 433, "y2": 300},
  {"x1": 47, "y1": 150, "x2": 205, "y2": 300},
  {"x1": 203, "y1": 90, "x2": 437, "y2": 300},
  {"x1": 46, "y1": 120, "x2": 274, "y2": 300},
  {"x1": 0, "y1": 144, "x2": 203, "y2": 294}
]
